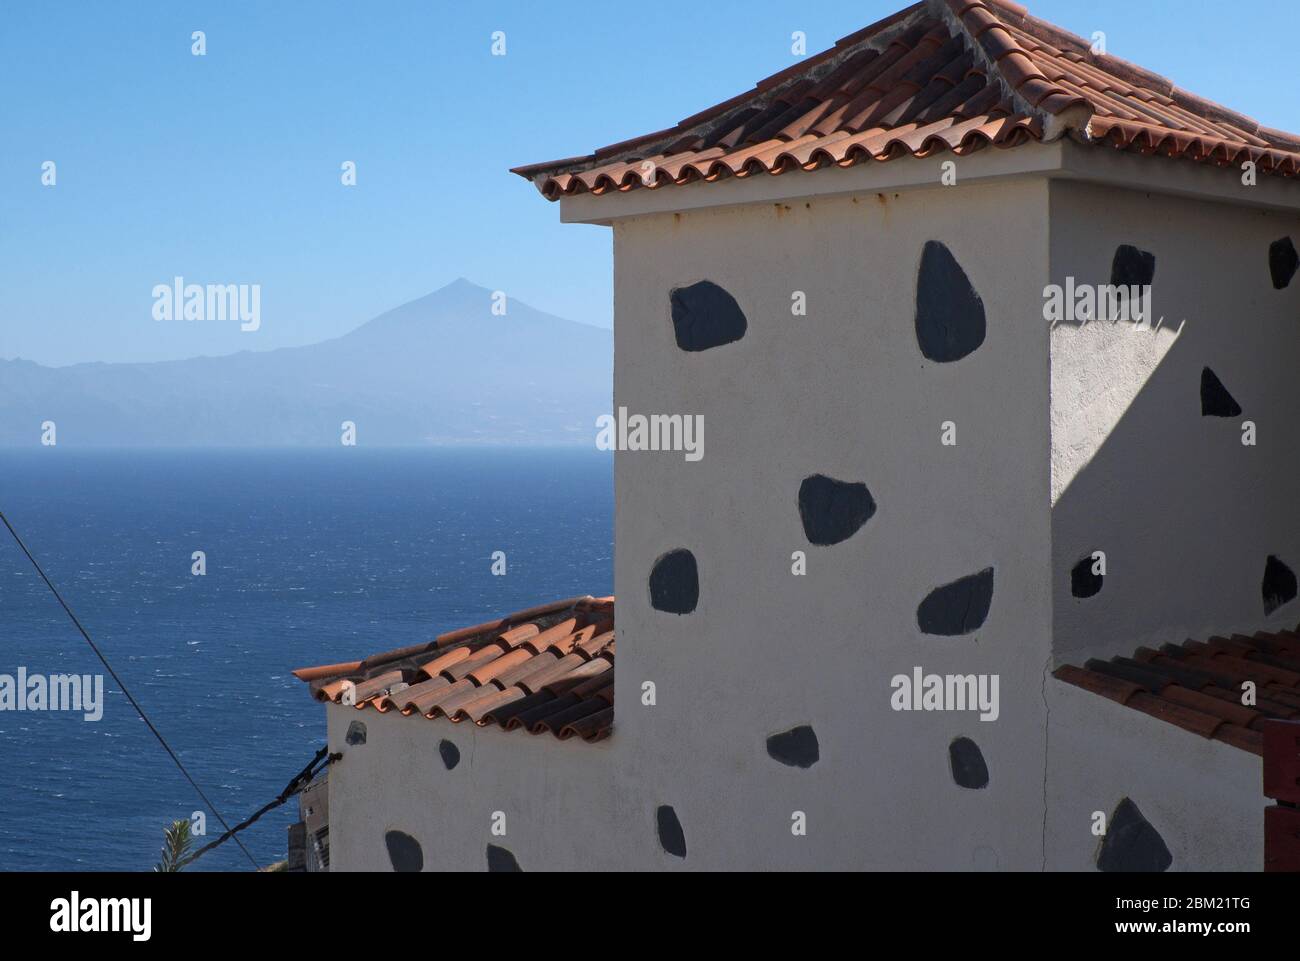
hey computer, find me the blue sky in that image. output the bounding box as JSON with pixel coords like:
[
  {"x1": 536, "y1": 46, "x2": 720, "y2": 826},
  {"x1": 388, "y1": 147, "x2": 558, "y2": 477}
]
[{"x1": 4, "y1": 0, "x2": 1298, "y2": 366}]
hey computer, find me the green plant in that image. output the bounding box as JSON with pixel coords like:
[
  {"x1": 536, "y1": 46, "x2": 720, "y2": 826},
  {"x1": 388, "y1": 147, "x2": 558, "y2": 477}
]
[{"x1": 154, "y1": 819, "x2": 195, "y2": 872}]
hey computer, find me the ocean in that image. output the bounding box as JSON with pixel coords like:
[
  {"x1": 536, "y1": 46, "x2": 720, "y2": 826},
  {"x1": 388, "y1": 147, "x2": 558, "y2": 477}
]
[{"x1": 0, "y1": 448, "x2": 613, "y2": 871}]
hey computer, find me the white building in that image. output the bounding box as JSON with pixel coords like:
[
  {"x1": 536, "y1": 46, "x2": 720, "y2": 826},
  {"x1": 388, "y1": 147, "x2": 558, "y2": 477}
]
[{"x1": 298, "y1": 0, "x2": 1300, "y2": 871}]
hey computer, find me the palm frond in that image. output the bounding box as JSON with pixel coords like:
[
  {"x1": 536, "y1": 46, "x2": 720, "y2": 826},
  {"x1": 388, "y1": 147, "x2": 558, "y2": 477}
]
[{"x1": 153, "y1": 819, "x2": 195, "y2": 872}]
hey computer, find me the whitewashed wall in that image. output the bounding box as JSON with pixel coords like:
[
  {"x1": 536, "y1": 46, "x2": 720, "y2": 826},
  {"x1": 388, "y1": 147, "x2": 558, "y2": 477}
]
[
  {"x1": 326, "y1": 171, "x2": 1284, "y2": 871},
  {"x1": 610, "y1": 180, "x2": 1055, "y2": 870},
  {"x1": 1049, "y1": 180, "x2": 1300, "y2": 665}
]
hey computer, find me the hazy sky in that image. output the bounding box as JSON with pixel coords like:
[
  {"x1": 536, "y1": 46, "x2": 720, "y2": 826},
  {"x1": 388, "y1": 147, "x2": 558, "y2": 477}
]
[{"x1": 5, "y1": 0, "x2": 1298, "y2": 366}]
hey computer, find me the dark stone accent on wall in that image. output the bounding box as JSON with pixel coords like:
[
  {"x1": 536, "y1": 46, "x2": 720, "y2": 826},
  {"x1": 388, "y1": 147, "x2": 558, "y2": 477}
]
[
  {"x1": 1263, "y1": 555, "x2": 1298, "y2": 615},
  {"x1": 439, "y1": 739, "x2": 460, "y2": 770},
  {"x1": 766, "y1": 725, "x2": 820, "y2": 768},
  {"x1": 669, "y1": 281, "x2": 747, "y2": 351},
  {"x1": 345, "y1": 720, "x2": 367, "y2": 745},
  {"x1": 1097, "y1": 798, "x2": 1172, "y2": 872},
  {"x1": 915, "y1": 241, "x2": 986, "y2": 362},
  {"x1": 1269, "y1": 237, "x2": 1299, "y2": 290},
  {"x1": 948, "y1": 737, "x2": 989, "y2": 790},
  {"x1": 656, "y1": 805, "x2": 687, "y2": 858},
  {"x1": 486, "y1": 844, "x2": 522, "y2": 872},
  {"x1": 649, "y1": 549, "x2": 699, "y2": 615},
  {"x1": 917, "y1": 567, "x2": 995, "y2": 636},
  {"x1": 1200, "y1": 367, "x2": 1242, "y2": 418},
  {"x1": 798, "y1": 474, "x2": 877, "y2": 546},
  {"x1": 1110, "y1": 244, "x2": 1156, "y2": 288},
  {"x1": 384, "y1": 830, "x2": 423, "y2": 872},
  {"x1": 1071, "y1": 555, "x2": 1104, "y2": 598}
]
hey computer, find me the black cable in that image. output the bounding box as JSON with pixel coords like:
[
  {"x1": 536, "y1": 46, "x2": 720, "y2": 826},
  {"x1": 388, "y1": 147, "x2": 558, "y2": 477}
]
[
  {"x1": 0, "y1": 509, "x2": 260, "y2": 869},
  {"x1": 178, "y1": 748, "x2": 340, "y2": 869}
]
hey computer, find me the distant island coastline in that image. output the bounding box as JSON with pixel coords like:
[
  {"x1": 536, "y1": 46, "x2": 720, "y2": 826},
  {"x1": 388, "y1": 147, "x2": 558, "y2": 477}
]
[{"x1": 0, "y1": 279, "x2": 612, "y2": 447}]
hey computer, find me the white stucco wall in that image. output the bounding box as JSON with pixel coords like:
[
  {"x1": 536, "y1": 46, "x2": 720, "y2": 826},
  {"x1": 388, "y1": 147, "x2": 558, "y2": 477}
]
[
  {"x1": 611, "y1": 180, "x2": 1055, "y2": 870},
  {"x1": 1044, "y1": 680, "x2": 1263, "y2": 871},
  {"x1": 326, "y1": 177, "x2": 1058, "y2": 871},
  {"x1": 325, "y1": 165, "x2": 1289, "y2": 872},
  {"x1": 325, "y1": 704, "x2": 635, "y2": 872},
  {"x1": 1049, "y1": 179, "x2": 1300, "y2": 666}
]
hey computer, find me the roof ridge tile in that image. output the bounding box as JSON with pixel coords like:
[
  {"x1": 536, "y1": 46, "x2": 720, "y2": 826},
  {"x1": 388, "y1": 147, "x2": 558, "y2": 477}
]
[
  {"x1": 937, "y1": 0, "x2": 1090, "y2": 131},
  {"x1": 514, "y1": 1, "x2": 1300, "y2": 198}
]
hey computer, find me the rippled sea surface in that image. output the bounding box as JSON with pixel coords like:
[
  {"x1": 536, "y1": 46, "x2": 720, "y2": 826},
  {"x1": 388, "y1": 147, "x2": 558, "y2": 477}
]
[{"x1": 0, "y1": 448, "x2": 612, "y2": 871}]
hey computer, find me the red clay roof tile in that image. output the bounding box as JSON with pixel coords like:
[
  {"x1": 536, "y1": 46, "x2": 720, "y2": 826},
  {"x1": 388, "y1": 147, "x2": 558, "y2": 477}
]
[
  {"x1": 517, "y1": 652, "x2": 592, "y2": 696},
  {"x1": 389, "y1": 677, "x2": 451, "y2": 715},
  {"x1": 443, "y1": 644, "x2": 509, "y2": 682},
  {"x1": 1056, "y1": 628, "x2": 1300, "y2": 756},
  {"x1": 514, "y1": 0, "x2": 1300, "y2": 200},
  {"x1": 1051, "y1": 664, "x2": 1140, "y2": 704},
  {"x1": 292, "y1": 661, "x2": 362, "y2": 682},
  {"x1": 417, "y1": 647, "x2": 470, "y2": 678},
  {"x1": 469, "y1": 647, "x2": 536, "y2": 686},
  {"x1": 561, "y1": 706, "x2": 614, "y2": 742},
  {"x1": 1126, "y1": 692, "x2": 1226, "y2": 739},
  {"x1": 1216, "y1": 724, "x2": 1265, "y2": 757},
  {"x1": 294, "y1": 596, "x2": 616, "y2": 744},
  {"x1": 1263, "y1": 686, "x2": 1300, "y2": 711},
  {"x1": 455, "y1": 686, "x2": 525, "y2": 724},
  {"x1": 533, "y1": 698, "x2": 608, "y2": 737}
]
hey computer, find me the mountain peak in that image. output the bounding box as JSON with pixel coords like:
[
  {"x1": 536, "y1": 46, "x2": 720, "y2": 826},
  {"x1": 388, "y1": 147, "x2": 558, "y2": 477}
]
[{"x1": 443, "y1": 276, "x2": 488, "y2": 293}]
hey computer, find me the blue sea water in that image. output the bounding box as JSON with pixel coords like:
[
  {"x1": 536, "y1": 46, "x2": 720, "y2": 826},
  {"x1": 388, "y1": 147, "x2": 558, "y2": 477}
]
[{"x1": 0, "y1": 448, "x2": 612, "y2": 871}]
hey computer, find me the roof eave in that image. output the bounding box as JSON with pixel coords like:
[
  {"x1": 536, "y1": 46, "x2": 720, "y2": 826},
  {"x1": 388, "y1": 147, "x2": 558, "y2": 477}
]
[{"x1": 556, "y1": 139, "x2": 1067, "y2": 225}]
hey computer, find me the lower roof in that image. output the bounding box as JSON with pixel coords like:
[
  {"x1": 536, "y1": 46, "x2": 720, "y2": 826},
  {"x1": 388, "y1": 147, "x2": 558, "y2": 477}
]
[
  {"x1": 300, "y1": 598, "x2": 1300, "y2": 758},
  {"x1": 294, "y1": 596, "x2": 615, "y2": 744},
  {"x1": 1054, "y1": 627, "x2": 1300, "y2": 756}
]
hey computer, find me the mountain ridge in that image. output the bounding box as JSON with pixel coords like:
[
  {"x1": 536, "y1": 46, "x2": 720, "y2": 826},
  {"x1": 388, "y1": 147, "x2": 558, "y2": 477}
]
[{"x1": 0, "y1": 279, "x2": 612, "y2": 447}]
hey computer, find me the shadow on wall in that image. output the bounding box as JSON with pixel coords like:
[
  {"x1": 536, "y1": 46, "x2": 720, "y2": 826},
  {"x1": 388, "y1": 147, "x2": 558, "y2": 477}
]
[{"x1": 1051, "y1": 238, "x2": 1300, "y2": 665}]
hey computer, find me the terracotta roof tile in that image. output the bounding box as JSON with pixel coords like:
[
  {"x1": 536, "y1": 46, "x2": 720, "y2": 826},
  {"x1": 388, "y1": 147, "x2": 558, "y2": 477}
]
[
  {"x1": 514, "y1": 0, "x2": 1300, "y2": 200},
  {"x1": 387, "y1": 677, "x2": 451, "y2": 715},
  {"x1": 420, "y1": 678, "x2": 478, "y2": 713},
  {"x1": 577, "y1": 629, "x2": 616, "y2": 658},
  {"x1": 521, "y1": 617, "x2": 580, "y2": 652},
  {"x1": 415, "y1": 647, "x2": 467, "y2": 678},
  {"x1": 314, "y1": 677, "x2": 352, "y2": 703},
  {"x1": 490, "y1": 648, "x2": 561, "y2": 689},
  {"x1": 533, "y1": 698, "x2": 609, "y2": 737},
  {"x1": 293, "y1": 661, "x2": 362, "y2": 682},
  {"x1": 517, "y1": 652, "x2": 593, "y2": 695},
  {"x1": 454, "y1": 686, "x2": 525, "y2": 724},
  {"x1": 350, "y1": 670, "x2": 405, "y2": 703},
  {"x1": 293, "y1": 596, "x2": 616, "y2": 744},
  {"x1": 1051, "y1": 663, "x2": 1140, "y2": 704},
  {"x1": 430, "y1": 682, "x2": 496, "y2": 719},
  {"x1": 1216, "y1": 724, "x2": 1265, "y2": 755},
  {"x1": 1056, "y1": 628, "x2": 1300, "y2": 757},
  {"x1": 561, "y1": 706, "x2": 615, "y2": 742},
  {"x1": 1126, "y1": 692, "x2": 1226, "y2": 740},
  {"x1": 1263, "y1": 686, "x2": 1300, "y2": 711},
  {"x1": 469, "y1": 647, "x2": 536, "y2": 686},
  {"x1": 484, "y1": 690, "x2": 555, "y2": 728}
]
